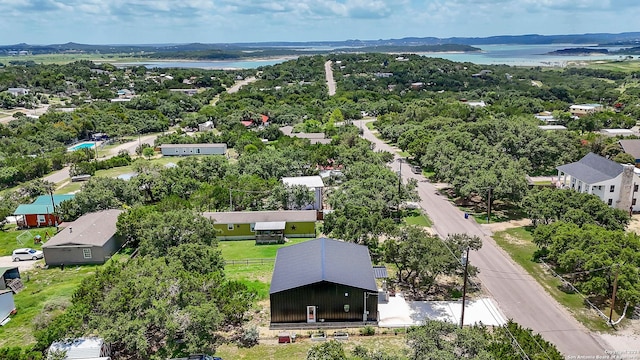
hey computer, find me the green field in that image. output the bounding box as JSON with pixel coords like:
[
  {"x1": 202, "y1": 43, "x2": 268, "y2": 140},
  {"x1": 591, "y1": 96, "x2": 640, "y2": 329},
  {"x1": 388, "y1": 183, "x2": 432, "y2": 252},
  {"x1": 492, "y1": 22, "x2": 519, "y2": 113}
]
[
  {"x1": 0, "y1": 265, "x2": 98, "y2": 347},
  {"x1": 493, "y1": 227, "x2": 614, "y2": 331},
  {"x1": 0, "y1": 226, "x2": 55, "y2": 256},
  {"x1": 215, "y1": 335, "x2": 408, "y2": 360},
  {"x1": 0, "y1": 54, "x2": 144, "y2": 65},
  {"x1": 402, "y1": 209, "x2": 432, "y2": 227},
  {"x1": 583, "y1": 60, "x2": 640, "y2": 72}
]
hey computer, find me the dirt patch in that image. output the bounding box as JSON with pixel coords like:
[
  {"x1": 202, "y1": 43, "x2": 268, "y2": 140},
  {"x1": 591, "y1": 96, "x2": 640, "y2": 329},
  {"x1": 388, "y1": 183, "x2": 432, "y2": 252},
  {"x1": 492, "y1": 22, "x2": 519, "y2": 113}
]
[
  {"x1": 626, "y1": 214, "x2": 640, "y2": 235},
  {"x1": 482, "y1": 219, "x2": 532, "y2": 233},
  {"x1": 599, "y1": 319, "x2": 640, "y2": 352}
]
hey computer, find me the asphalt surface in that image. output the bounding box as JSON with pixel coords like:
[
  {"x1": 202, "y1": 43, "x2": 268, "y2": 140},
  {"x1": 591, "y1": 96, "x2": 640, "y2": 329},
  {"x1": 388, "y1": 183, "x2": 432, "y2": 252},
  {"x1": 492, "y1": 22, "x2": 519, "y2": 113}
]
[
  {"x1": 324, "y1": 60, "x2": 336, "y2": 96},
  {"x1": 354, "y1": 119, "x2": 609, "y2": 357}
]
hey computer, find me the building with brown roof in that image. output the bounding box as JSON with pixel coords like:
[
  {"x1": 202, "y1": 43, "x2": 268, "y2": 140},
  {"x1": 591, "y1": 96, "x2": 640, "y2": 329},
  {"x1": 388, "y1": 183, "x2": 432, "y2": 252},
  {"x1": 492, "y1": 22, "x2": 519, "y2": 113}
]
[{"x1": 42, "y1": 209, "x2": 123, "y2": 266}]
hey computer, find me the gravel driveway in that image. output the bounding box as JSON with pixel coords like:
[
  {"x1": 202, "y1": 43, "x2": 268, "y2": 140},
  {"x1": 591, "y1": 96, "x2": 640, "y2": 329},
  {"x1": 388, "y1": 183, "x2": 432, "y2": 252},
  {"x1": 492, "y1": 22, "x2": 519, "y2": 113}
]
[{"x1": 0, "y1": 256, "x2": 42, "y2": 272}]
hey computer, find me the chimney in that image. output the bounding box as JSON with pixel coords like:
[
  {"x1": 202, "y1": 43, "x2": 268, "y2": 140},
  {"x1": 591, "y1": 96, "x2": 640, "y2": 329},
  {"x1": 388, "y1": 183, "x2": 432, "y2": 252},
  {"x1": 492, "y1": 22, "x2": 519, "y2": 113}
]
[
  {"x1": 69, "y1": 227, "x2": 73, "y2": 233},
  {"x1": 616, "y1": 164, "x2": 634, "y2": 211}
]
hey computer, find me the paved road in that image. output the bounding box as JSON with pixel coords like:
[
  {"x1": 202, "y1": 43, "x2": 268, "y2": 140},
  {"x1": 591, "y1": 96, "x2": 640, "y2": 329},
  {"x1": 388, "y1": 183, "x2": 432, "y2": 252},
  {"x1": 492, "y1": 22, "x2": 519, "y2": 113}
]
[
  {"x1": 354, "y1": 119, "x2": 609, "y2": 357},
  {"x1": 226, "y1": 76, "x2": 257, "y2": 94},
  {"x1": 324, "y1": 61, "x2": 336, "y2": 96}
]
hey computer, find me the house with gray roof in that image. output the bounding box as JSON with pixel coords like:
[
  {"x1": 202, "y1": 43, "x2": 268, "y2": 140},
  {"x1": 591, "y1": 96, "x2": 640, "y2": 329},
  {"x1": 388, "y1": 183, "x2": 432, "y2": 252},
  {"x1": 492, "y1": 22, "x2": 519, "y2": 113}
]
[
  {"x1": 159, "y1": 143, "x2": 227, "y2": 156},
  {"x1": 42, "y1": 209, "x2": 123, "y2": 266},
  {"x1": 269, "y1": 238, "x2": 378, "y2": 325},
  {"x1": 556, "y1": 152, "x2": 640, "y2": 212},
  {"x1": 619, "y1": 139, "x2": 640, "y2": 166}
]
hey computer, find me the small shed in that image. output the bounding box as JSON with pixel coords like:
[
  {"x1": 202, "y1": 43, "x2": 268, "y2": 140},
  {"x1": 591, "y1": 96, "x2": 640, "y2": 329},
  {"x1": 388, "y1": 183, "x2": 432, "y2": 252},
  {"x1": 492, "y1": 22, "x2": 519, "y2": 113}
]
[
  {"x1": 281, "y1": 176, "x2": 325, "y2": 210},
  {"x1": 48, "y1": 337, "x2": 111, "y2": 359},
  {"x1": 270, "y1": 238, "x2": 378, "y2": 325},
  {"x1": 0, "y1": 290, "x2": 16, "y2": 325},
  {"x1": 42, "y1": 209, "x2": 123, "y2": 266},
  {"x1": 160, "y1": 143, "x2": 227, "y2": 156},
  {"x1": 13, "y1": 194, "x2": 74, "y2": 228},
  {"x1": 0, "y1": 267, "x2": 20, "y2": 291}
]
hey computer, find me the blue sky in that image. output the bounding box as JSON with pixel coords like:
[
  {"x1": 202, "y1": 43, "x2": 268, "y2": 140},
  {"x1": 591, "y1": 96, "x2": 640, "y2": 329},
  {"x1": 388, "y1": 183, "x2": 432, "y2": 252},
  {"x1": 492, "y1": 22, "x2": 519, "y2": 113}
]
[{"x1": 1, "y1": 0, "x2": 639, "y2": 44}]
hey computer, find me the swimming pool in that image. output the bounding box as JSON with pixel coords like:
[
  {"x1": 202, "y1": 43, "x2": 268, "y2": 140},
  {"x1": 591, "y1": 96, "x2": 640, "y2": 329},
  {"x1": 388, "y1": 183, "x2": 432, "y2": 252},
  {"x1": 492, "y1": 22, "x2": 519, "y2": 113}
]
[{"x1": 68, "y1": 142, "x2": 96, "y2": 151}]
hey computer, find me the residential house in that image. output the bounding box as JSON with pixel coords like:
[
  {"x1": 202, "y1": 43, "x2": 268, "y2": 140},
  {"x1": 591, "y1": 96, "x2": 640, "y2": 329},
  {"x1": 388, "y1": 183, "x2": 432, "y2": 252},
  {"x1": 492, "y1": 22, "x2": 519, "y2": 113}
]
[
  {"x1": 269, "y1": 238, "x2": 378, "y2": 325},
  {"x1": 159, "y1": 143, "x2": 227, "y2": 156},
  {"x1": 203, "y1": 210, "x2": 317, "y2": 243},
  {"x1": 198, "y1": 120, "x2": 214, "y2": 132},
  {"x1": 7, "y1": 87, "x2": 29, "y2": 96},
  {"x1": 538, "y1": 125, "x2": 567, "y2": 131},
  {"x1": 569, "y1": 104, "x2": 603, "y2": 117},
  {"x1": 600, "y1": 129, "x2": 635, "y2": 137},
  {"x1": 42, "y1": 209, "x2": 123, "y2": 266},
  {"x1": 619, "y1": 139, "x2": 640, "y2": 166},
  {"x1": 47, "y1": 337, "x2": 111, "y2": 360},
  {"x1": 556, "y1": 152, "x2": 640, "y2": 212},
  {"x1": 169, "y1": 88, "x2": 198, "y2": 96},
  {"x1": 279, "y1": 126, "x2": 331, "y2": 145},
  {"x1": 534, "y1": 111, "x2": 558, "y2": 123},
  {"x1": 13, "y1": 194, "x2": 75, "y2": 228},
  {"x1": 282, "y1": 176, "x2": 325, "y2": 210}
]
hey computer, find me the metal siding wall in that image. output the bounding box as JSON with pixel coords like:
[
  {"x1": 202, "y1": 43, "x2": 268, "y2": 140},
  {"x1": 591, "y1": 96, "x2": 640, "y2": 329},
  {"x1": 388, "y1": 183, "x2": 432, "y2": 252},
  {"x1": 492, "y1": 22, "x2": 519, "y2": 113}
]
[
  {"x1": 283, "y1": 221, "x2": 315, "y2": 237},
  {"x1": 270, "y1": 282, "x2": 373, "y2": 323}
]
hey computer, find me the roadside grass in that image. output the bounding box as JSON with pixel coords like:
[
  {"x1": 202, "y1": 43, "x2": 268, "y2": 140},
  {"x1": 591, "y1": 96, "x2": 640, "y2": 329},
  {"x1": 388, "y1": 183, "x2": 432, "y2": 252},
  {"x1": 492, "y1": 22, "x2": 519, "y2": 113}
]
[
  {"x1": 366, "y1": 121, "x2": 376, "y2": 130},
  {"x1": 403, "y1": 209, "x2": 432, "y2": 227},
  {"x1": 215, "y1": 334, "x2": 408, "y2": 360},
  {"x1": 0, "y1": 265, "x2": 98, "y2": 348},
  {"x1": 54, "y1": 181, "x2": 83, "y2": 194},
  {"x1": 493, "y1": 227, "x2": 613, "y2": 332},
  {"x1": 0, "y1": 226, "x2": 55, "y2": 256}
]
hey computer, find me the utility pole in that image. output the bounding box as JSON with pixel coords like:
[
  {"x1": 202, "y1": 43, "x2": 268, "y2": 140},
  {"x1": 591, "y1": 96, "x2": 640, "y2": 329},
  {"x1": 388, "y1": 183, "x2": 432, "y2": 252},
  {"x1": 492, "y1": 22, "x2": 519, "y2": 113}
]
[
  {"x1": 460, "y1": 247, "x2": 470, "y2": 328},
  {"x1": 397, "y1": 159, "x2": 403, "y2": 222},
  {"x1": 229, "y1": 189, "x2": 233, "y2": 211},
  {"x1": 487, "y1": 187, "x2": 493, "y2": 224},
  {"x1": 609, "y1": 264, "x2": 621, "y2": 325}
]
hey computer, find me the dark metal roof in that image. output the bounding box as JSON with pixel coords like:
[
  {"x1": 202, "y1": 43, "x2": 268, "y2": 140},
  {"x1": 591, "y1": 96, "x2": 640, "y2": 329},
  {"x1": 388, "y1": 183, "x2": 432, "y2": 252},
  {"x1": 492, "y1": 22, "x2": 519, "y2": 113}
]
[
  {"x1": 372, "y1": 266, "x2": 388, "y2": 279},
  {"x1": 269, "y1": 238, "x2": 377, "y2": 294},
  {"x1": 203, "y1": 210, "x2": 317, "y2": 224},
  {"x1": 557, "y1": 152, "x2": 623, "y2": 184}
]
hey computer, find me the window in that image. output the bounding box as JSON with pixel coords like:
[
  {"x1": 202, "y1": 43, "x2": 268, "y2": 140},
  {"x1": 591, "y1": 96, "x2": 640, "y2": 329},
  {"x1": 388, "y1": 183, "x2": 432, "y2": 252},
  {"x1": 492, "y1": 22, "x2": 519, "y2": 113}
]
[
  {"x1": 250, "y1": 223, "x2": 256, "y2": 232},
  {"x1": 82, "y1": 248, "x2": 92, "y2": 259},
  {"x1": 608, "y1": 199, "x2": 613, "y2": 206},
  {"x1": 37, "y1": 214, "x2": 46, "y2": 223},
  {"x1": 196, "y1": 148, "x2": 200, "y2": 154},
  {"x1": 633, "y1": 199, "x2": 637, "y2": 206},
  {"x1": 635, "y1": 184, "x2": 638, "y2": 192},
  {"x1": 227, "y1": 224, "x2": 234, "y2": 230},
  {"x1": 610, "y1": 185, "x2": 615, "y2": 193}
]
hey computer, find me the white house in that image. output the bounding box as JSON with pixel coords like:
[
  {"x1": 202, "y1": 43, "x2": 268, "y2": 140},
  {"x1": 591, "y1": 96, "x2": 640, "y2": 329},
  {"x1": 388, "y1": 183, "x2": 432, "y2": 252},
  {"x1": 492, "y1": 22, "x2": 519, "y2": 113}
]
[
  {"x1": 7, "y1": 87, "x2": 29, "y2": 96},
  {"x1": 600, "y1": 129, "x2": 635, "y2": 137},
  {"x1": 159, "y1": 143, "x2": 227, "y2": 156},
  {"x1": 281, "y1": 176, "x2": 324, "y2": 210},
  {"x1": 556, "y1": 152, "x2": 640, "y2": 212},
  {"x1": 47, "y1": 337, "x2": 111, "y2": 360},
  {"x1": 569, "y1": 104, "x2": 603, "y2": 117}
]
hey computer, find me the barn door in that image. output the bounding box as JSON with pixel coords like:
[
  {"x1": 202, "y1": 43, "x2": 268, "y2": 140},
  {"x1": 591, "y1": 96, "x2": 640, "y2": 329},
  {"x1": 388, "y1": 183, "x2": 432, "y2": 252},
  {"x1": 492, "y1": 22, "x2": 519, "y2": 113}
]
[{"x1": 306, "y1": 306, "x2": 316, "y2": 323}]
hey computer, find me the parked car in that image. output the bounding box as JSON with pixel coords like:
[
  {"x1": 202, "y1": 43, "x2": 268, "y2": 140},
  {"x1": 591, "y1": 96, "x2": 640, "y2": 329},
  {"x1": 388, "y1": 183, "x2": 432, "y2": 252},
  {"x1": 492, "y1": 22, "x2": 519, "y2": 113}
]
[
  {"x1": 411, "y1": 165, "x2": 422, "y2": 174},
  {"x1": 12, "y1": 248, "x2": 44, "y2": 261}
]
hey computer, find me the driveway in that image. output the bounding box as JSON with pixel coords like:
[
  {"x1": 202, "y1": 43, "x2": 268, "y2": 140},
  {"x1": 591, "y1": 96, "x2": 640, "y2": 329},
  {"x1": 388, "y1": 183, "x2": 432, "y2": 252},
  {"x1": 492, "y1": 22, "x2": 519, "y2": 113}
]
[
  {"x1": 379, "y1": 293, "x2": 506, "y2": 327},
  {"x1": 354, "y1": 119, "x2": 609, "y2": 357},
  {"x1": 0, "y1": 255, "x2": 41, "y2": 272}
]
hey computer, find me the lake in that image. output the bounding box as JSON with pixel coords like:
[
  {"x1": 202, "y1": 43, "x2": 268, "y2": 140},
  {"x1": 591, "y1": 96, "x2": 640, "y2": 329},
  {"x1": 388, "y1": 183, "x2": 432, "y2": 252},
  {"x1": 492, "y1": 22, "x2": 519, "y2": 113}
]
[{"x1": 117, "y1": 44, "x2": 634, "y2": 69}]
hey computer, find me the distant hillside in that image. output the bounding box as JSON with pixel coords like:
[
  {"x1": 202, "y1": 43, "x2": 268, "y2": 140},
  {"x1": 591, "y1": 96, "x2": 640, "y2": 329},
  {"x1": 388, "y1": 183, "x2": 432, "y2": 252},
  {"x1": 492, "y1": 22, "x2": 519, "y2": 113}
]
[
  {"x1": 1, "y1": 32, "x2": 640, "y2": 56},
  {"x1": 546, "y1": 48, "x2": 610, "y2": 55}
]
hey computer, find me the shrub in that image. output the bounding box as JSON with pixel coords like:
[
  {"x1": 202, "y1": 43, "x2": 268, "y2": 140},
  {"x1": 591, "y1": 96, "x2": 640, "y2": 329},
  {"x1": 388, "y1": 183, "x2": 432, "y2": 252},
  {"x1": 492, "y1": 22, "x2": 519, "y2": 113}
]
[{"x1": 359, "y1": 325, "x2": 375, "y2": 336}]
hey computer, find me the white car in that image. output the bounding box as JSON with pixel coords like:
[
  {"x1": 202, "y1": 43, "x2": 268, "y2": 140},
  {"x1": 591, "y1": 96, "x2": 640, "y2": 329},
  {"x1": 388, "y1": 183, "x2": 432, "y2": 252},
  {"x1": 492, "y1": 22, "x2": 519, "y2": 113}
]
[{"x1": 12, "y1": 248, "x2": 44, "y2": 261}]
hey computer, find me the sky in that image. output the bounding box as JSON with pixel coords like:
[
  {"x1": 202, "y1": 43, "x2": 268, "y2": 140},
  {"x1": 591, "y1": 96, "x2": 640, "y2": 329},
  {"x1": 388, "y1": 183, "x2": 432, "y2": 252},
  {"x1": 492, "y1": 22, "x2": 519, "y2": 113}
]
[{"x1": 1, "y1": 0, "x2": 639, "y2": 45}]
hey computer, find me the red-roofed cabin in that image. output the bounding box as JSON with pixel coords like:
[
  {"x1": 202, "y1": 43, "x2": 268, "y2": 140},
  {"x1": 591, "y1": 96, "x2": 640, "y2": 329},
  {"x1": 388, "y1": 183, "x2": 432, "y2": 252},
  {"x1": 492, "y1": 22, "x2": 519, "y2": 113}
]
[
  {"x1": 261, "y1": 114, "x2": 269, "y2": 124},
  {"x1": 241, "y1": 120, "x2": 254, "y2": 127}
]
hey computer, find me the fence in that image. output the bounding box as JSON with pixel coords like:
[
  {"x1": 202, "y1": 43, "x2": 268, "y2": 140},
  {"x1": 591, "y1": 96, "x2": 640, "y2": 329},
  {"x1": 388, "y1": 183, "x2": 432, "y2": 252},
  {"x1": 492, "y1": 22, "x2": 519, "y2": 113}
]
[{"x1": 225, "y1": 258, "x2": 275, "y2": 266}]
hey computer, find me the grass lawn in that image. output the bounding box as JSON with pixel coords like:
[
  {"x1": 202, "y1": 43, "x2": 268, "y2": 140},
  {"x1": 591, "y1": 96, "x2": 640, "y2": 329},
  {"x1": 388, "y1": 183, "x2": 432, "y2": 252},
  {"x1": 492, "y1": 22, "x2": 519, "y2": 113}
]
[
  {"x1": 0, "y1": 226, "x2": 56, "y2": 256},
  {"x1": 219, "y1": 238, "x2": 313, "y2": 300},
  {"x1": 584, "y1": 60, "x2": 640, "y2": 72},
  {"x1": 403, "y1": 209, "x2": 432, "y2": 227},
  {"x1": 493, "y1": 227, "x2": 614, "y2": 332},
  {"x1": 215, "y1": 334, "x2": 408, "y2": 360},
  {"x1": 54, "y1": 181, "x2": 84, "y2": 194},
  {"x1": 0, "y1": 265, "x2": 99, "y2": 347},
  {"x1": 366, "y1": 121, "x2": 376, "y2": 130}
]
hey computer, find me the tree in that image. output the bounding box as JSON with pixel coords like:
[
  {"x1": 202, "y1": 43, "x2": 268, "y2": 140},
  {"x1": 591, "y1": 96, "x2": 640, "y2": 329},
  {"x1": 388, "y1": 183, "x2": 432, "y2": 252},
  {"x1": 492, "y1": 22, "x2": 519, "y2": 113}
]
[
  {"x1": 306, "y1": 340, "x2": 346, "y2": 360},
  {"x1": 142, "y1": 146, "x2": 155, "y2": 159}
]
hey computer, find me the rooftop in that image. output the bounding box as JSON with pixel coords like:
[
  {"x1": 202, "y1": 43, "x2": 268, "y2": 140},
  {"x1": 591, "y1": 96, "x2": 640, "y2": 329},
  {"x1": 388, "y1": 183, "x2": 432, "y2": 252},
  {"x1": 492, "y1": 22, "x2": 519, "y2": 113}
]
[
  {"x1": 13, "y1": 194, "x2": 75, "y2": 215},
  {"x1": 270, "y1": 238, "x2": 377, "y2": 294},
  {"x1": 619, "y1": 139, "x2": 640, "y2": 159},
  {"x1": 281, "y1": 176, "x2": 324, "y2": 188},
  {"x1": 48, "y1": 337, "x2": 106, "y2": 359},
  {"x1": 203, "y1": 210, "x2": 317, "y2": 224},
  {"x1": 159, "y1": 143, "x2": 226, "y2": 149},
  {"x1": 42, "y1": 209, "x2": 123, "y2": 248},
  {"x1": 557, "y1": 152, "x2": 624, "y2": 184}
]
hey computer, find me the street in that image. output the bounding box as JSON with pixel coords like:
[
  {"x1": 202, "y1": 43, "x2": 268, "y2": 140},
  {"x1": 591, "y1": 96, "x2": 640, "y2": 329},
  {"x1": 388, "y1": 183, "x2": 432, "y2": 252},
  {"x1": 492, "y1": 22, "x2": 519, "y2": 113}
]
[
  {"x1": 324, "y1": 60, "x2": 336, "y2": 96},
  {"x1": 354, "y1": 119, "x2": 609, "y2": 357}
]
